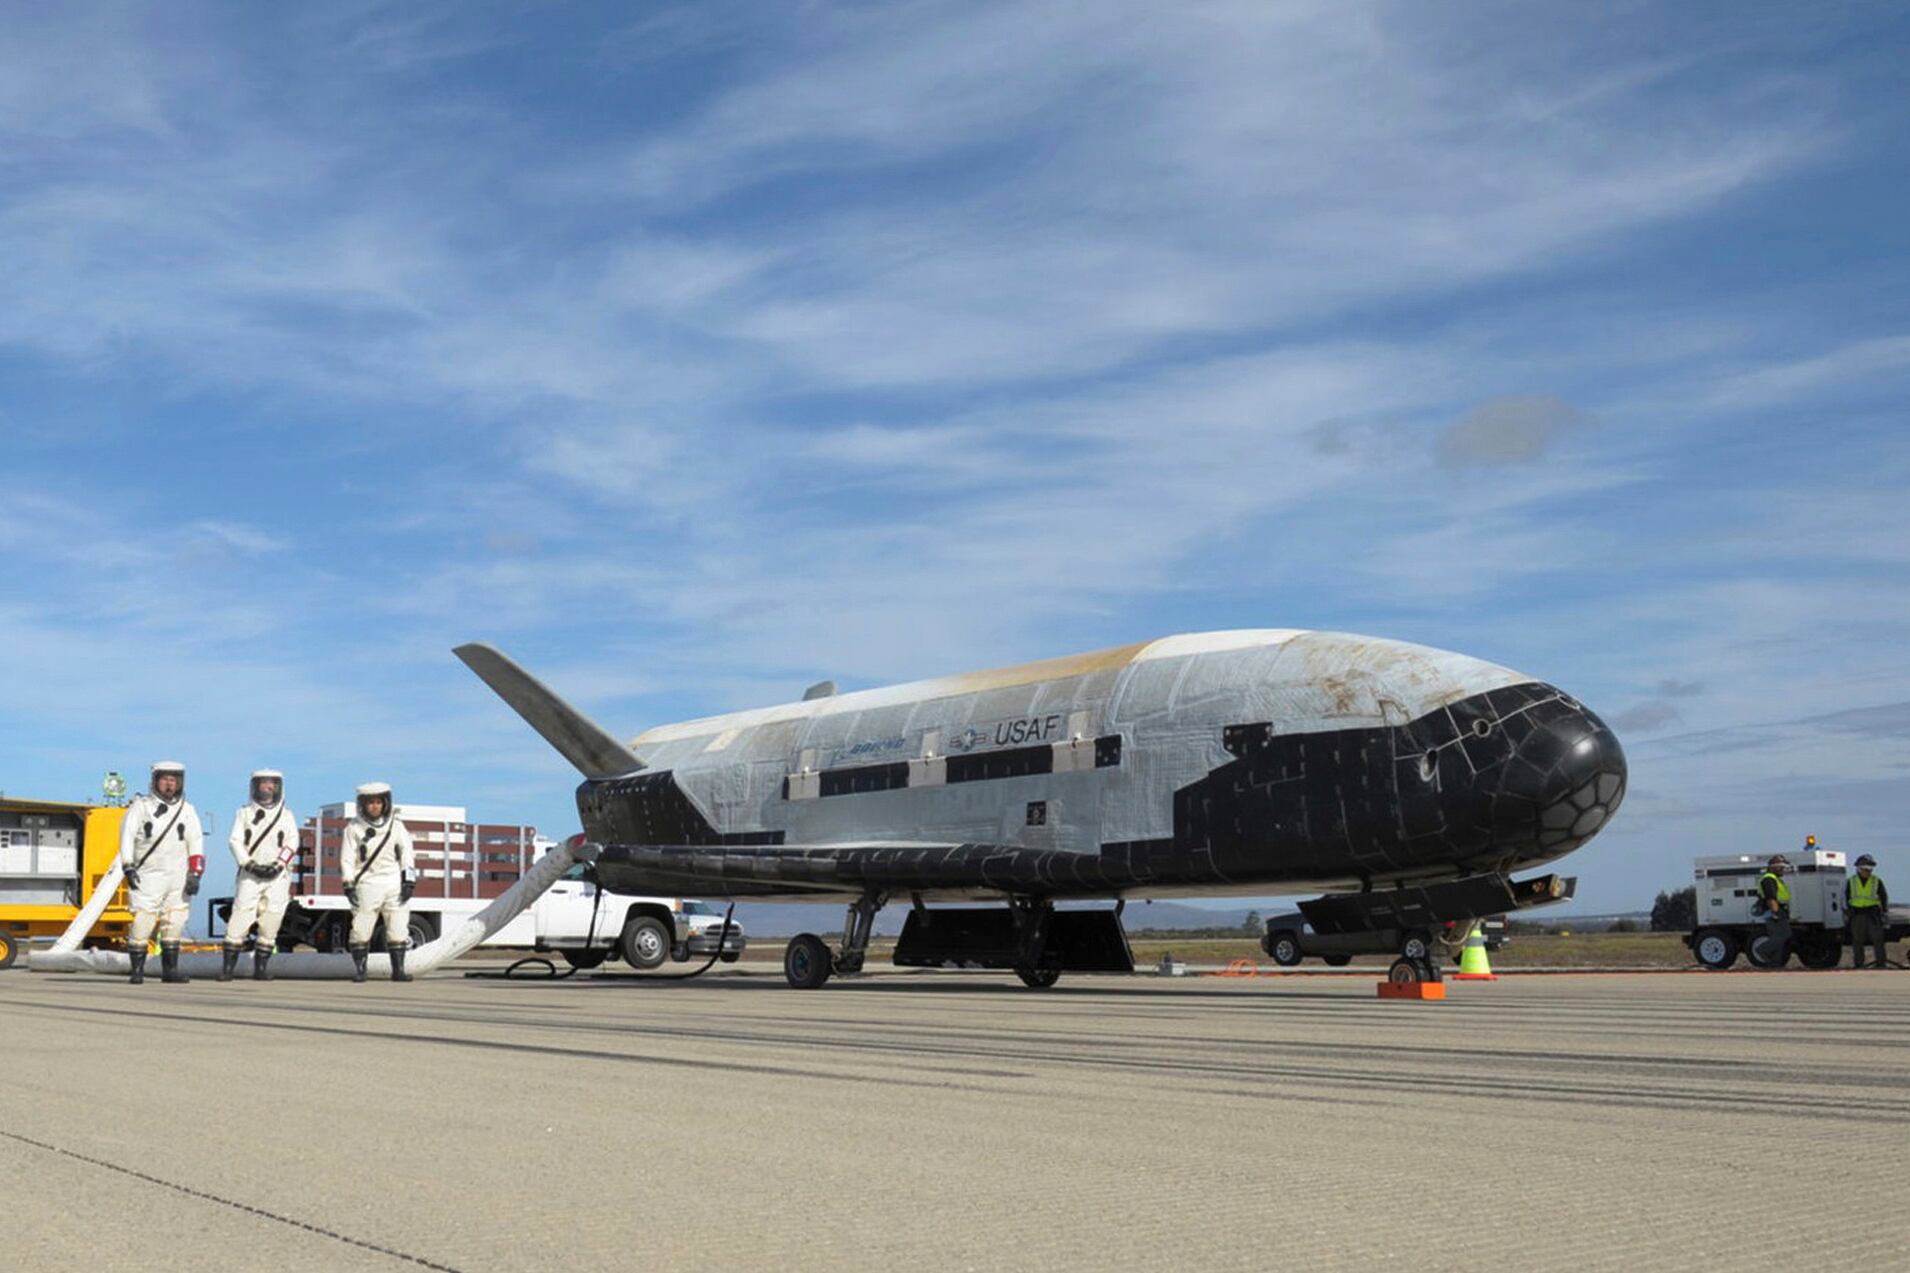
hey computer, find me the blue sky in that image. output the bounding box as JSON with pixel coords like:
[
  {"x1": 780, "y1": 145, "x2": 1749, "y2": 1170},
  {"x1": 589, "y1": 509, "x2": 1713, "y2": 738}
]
[{"x1": 3, "y1": 2, "x2": 1907, "y2": 913}]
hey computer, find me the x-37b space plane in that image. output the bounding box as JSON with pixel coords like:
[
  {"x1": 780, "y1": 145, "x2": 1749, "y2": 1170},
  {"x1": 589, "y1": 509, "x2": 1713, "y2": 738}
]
[{"x1": 458, "y1": 630, "x2": 1625, "y2": 989}]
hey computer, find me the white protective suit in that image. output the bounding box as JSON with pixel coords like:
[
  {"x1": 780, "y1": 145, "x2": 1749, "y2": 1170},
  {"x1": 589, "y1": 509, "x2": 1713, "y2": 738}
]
[
  {"x1": 119, "y1": 792, "x2": 205, "y2": 946},
  {"x1": 225, "y1": 798, "x2": 298, "y2": 949},
  {"x1": 341, "y1": 814, "x2": 418, "y2": 947}
]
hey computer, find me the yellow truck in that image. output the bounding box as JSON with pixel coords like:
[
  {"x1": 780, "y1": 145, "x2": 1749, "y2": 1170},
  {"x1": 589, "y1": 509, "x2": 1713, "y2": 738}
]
[{"x1": 0, "y1": 797, "x2": 133, "y2": 969}]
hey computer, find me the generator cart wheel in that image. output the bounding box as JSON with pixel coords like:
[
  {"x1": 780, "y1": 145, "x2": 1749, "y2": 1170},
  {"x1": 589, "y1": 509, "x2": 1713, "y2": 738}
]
[
  {"x1": 1322, "y1": 954, "x2": 1352, "y2": 967},
  {"x1": 1692, "y1": 929, "x2": 1739, "y2": 971},
  {"x1": 784, "y1": 933, "x2": 833, "y2": 989},
  {"x1": 0, "y1": 929, "x2": 18, "y2": 970},
  {"x1": 1015, "y1": 965, "x2": 1061, "y2": 989},
  {"x1": 619, "y1": 916, "x2": 672, "y2": 970},
  {"x1": 718, "y1": 951, "x2": 741, "y2": 963},
  {"x1": 1746, "y1": 935, "x2": 1790, "y2": 970},
  {"x1": 1267, "y1": 931, "x2": 1304, "y2": 967},
  {"x1": 1793, "y1": 933, "x2": 1843, "y2": 971},
  {"x1": 560, "y1": 948, "x2": 609, "y2": 970}
]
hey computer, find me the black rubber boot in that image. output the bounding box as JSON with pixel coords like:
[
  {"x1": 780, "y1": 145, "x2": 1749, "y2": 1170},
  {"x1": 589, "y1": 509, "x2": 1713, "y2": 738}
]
[
  {"x1": 389, "y1": 943, "x2": 412, "y2": 983},
  {"x1": 349, "y1": 945, "x2": 369, "y2": 983},
  {"x1": 128, "y1": 948, "x2": 147, "y2": 985},
  {"x1": 219, "y1": 946, "x2": 240, "y2": 981},
  {"x1": 254, "y1": 949, "x2": 273, "y2": 981},
  {"x1": 160, "y1": 943, "x2": 190, "y2": 984}
]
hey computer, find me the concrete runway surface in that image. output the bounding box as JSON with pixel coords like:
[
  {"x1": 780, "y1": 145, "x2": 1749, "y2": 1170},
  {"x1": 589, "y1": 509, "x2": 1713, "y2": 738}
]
[{"x1": 5, "y1": 966, "x2": 1909, "y2": 1272}]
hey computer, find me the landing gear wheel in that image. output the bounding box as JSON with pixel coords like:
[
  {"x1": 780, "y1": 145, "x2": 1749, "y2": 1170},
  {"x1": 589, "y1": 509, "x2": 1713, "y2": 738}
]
[
  {"x1": 0, "y1": 929, "x2": 17, "y2": 970},
  {"x1": 1794, "y1": 934, "x2": 1843, "y2": 971},
  {"x1": 1322, "y1": 954, "x2": 1352, "y2": 967},
  {"x1": 1747, "y1": 935, "x2": 1790, "y2": 969},
  {"x1": 1692, "y1": 929, "x2": 1739, "y2": 971},
  {"x1": 560, "y1": 948, "x2": 609, "y2": 970},
  {"x1": 1387, "y1": 957, "x2": 1425, "y2": 984},
  {"x1": 1387, "y1": 956, "x2": 1441, "y2": 984},
  {"x1": 1015, "y1": 965, "x2": 1061, "y2": 989},
  {"x1": 619, "y1": 916, "x2": 672, "y2": 970},
  {"x1": 1267, "y1": 932, "x2": 1303, "y2": 967},
  {"x1": 784, "y1": 933, "x2": 833, "y2": 989}
]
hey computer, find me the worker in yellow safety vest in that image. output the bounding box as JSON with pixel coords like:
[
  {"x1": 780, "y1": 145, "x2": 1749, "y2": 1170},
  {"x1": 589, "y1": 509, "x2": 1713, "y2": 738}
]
[
  {"x1": 1845, "y1": 854, "x2": 1890, "y2": 969},
  {"x1": 1756, "y1": 854, "x2": 1793, "y2": 967}
]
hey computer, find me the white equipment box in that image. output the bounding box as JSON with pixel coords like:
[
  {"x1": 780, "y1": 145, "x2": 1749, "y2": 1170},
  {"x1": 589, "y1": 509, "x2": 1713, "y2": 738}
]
[{"x1": 1694, "y1": 850, "x2": 1846, "y2": 927}]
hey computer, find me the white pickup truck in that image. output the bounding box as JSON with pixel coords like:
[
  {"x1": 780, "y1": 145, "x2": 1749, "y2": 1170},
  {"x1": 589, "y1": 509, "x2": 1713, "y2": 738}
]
[{"x1": 213, "y1": 863, "x2": 746, "y2": 970}]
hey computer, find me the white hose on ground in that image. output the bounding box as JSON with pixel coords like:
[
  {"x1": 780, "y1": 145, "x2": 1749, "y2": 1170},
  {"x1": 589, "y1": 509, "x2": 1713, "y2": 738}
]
[{"x1": 29, "y1": 841, "x2": 593, "y2": 979}]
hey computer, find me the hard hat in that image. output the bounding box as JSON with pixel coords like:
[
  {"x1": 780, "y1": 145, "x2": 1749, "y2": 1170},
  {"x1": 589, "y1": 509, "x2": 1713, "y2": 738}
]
[
  {"x1": 1856, "y1": 854, "x2": 1877, "y2": 868},
  {"x1": 249, "y1": 769, "x2": 284, "y2": 807},
  {"x1": 355, "y1": 781, "x2": 394, "y2": 825},
  {"x1": 149, "y1": 761, "x2": 185, "y2": 799},
  {"x1": 1767, "y1": 853, "x2": 1791, "y2": 869}
]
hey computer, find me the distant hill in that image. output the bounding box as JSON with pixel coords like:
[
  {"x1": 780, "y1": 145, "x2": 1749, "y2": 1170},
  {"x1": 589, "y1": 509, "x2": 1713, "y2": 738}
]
[{"x1": 726, "y1": 899, "x2": 1262, "y2": 938}]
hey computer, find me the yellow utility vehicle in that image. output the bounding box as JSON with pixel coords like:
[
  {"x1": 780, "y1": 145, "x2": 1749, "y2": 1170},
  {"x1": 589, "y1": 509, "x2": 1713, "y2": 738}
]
[{"x1": 0, "y1": 796, "x2": 132, "y2": 968}]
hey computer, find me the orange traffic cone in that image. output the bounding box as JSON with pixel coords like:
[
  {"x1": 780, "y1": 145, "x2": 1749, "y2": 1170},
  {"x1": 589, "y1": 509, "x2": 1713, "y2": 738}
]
[{"x1": 1451, "y1": 923, "x2": 1498, "y2": 980}]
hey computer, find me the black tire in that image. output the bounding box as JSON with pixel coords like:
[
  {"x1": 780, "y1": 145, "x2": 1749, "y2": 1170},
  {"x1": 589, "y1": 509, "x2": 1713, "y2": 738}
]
[
  {"x1": 560, "y1": 948, "x2": 609, "y2": 970},
  {"x1": 1267, "y1": 931, "x2": 1303, "y2": 967},
  {"x1": 1794, "y1": 933, "x2": 1843, "y2": 971},
  {"x1": 407, "y1": 913, "x2": 439, "y2": 950},
  {"x1": 1746, "y1": 934, "x2": 1790, "y2": 969},
  {"x1": 1400, "y1": 932, "x2": 1432, "y2": 962},
  {"x1": 784, "y1": 933, "x2": 833, "y2": 989},
  {"x1": 1015, "y1": 965, "x2": 1061, "y2": 989},
  {"x1": 0, "y1": 929, "x2": 18, "y2": 970},
  {"x1": 1692, "y1": 928, "x2": 1739, "y2": 971},
  {"x1": 719, "y1": 950, "x2": 741, "y2": 964},
  {"x1": 1322, "y1": 954, "x2": 1352, "y2": 967},
  {"x1": 619, "y1": 916, "x2": 672, "y2": 970},
  {"x1": 1387, "y1": 956, "x2": 1425, "y2": 984}
]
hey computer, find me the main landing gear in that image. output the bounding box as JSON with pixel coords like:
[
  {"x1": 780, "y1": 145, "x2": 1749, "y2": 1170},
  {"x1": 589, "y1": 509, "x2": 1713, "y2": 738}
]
[{"x1": 783, "y1": 891, "x2": 886, "y2": 990}]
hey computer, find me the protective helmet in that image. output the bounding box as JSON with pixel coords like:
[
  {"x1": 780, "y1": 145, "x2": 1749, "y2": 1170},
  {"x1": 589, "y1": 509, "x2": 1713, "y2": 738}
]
[
  {"x1": 149, "y1": 761, "x2": 185, "y2": 800},
  {"x1": 249, "y1": 769, "x2": 284, "y2": 808},
  {"x1": 1767, "y1": 853, "x2": 1791, "y2": 871},
  {"x1": 355, "y1": 781, "x2": 394, "y2": 826},
  {"x1": 1856, "y1": 854, "x2": 1877, "y2": 869}
]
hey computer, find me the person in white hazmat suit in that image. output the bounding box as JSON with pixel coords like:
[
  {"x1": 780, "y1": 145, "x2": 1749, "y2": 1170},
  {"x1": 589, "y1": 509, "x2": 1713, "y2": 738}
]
[
  {"x1": 340, "y1": 782, "x2": 419, "y2": 983},
  {"x1": 221, "y1": 769, "x2": 298, "y2": 981},
  {"x1": 118, "y1": 761, "x2": 205, "y2": 984}
]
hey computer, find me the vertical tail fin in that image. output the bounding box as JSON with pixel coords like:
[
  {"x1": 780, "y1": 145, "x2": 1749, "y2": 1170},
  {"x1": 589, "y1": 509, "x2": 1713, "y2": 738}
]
[{"x1": 454, "y1": 643, "x2": 645, "y2": 778}]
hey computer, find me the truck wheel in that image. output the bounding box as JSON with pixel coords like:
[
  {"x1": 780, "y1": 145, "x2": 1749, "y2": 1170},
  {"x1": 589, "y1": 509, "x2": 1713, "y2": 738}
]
[
  {"x1": 1692, "y1": 929, "x2": 1739, "y2": 970},
  {"x1": 1267, "y1": 931, "x2": 1303, "y2": 967},
  {"x1": 1400, "y1": 932, "x2": 1432, "y2": 962},
  {"x1": 407, "y1": 914, "x2": 439, "y2": 949},
  {"x1": 0, "y1": 929, "x2": 18, "y2": 970},
  {"x1": 1322, "y1": 954, "x2": 1352, "y2": 967},
  {"x1": 784, "y1": 933, "x2": 833, "y2": 988},
  {"x1": 560, "y1": 948, "x2": 609, "y2": 970},
  {"x1": 1015, "y1": 965, "x2": 1061, "y2": 989},
  {"x1": 1794, "y1": 933, "x2": 1843, "y2": 970},
  {"x1": 619, "y1": 916, "x2": 671, "y2": 970},
  {"x1": 719, "y1": 951, "x2": 741, "y2": 964}
]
